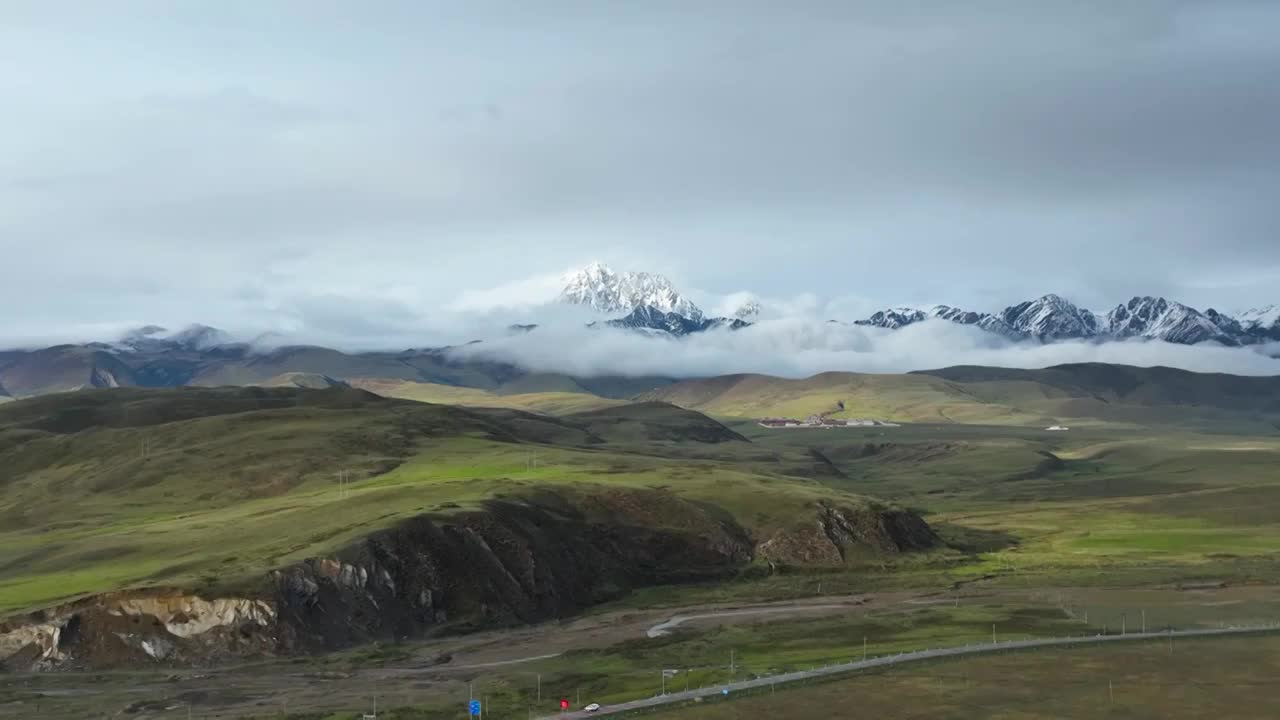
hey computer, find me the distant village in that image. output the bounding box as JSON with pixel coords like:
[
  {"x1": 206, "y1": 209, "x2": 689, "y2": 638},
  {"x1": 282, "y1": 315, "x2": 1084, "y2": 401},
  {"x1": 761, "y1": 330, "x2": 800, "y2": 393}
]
[
  {"x1": 758, "y1": 400, "x2": 900, "y2": 429},
  {"x1": 758, "y1": 415, "x2": 900, "y2": 429}
]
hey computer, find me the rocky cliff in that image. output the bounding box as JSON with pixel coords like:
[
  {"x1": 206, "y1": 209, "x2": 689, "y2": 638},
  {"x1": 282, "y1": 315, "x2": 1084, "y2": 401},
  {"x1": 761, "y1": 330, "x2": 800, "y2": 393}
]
[
  {"x1": 0, "y1": 490, "x2": 933, "y2": 671},
  {"x1": 756, "y1": 501, "x2": 937, "y2": 566}
]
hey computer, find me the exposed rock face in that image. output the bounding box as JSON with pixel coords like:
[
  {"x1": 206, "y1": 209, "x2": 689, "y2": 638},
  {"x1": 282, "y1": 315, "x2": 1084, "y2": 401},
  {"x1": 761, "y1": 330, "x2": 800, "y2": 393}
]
[
  {"x1": 0, "y1": 593, "x2": 277, "y2": 670},
  {"x1": 112, "y1": 596, "x2": 275, "y2": 639},
  {"x1": 757, "y1": 501, "x2": 937, "y2": 567},
  {"x1": 271, "y1": 492, "x2": 756, "y2": 652},
  {"x1": 0, "y1": 621, "x2": 66, "y2": 665},
  {"x1": 0, "y1": 491, "x2": 934, "y2": 670}
]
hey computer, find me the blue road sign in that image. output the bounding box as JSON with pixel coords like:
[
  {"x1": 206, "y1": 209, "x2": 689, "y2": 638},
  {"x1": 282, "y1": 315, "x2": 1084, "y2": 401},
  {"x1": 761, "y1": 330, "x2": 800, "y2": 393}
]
[{"x1": 469, "y1": 699, "x2": 481, "y2": 716}]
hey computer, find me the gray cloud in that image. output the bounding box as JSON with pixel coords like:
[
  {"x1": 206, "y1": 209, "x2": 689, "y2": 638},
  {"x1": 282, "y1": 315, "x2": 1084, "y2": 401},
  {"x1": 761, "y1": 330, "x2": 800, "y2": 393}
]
[{"x1": 2, "y1": 1, "x2": 1279, "y2": 345}]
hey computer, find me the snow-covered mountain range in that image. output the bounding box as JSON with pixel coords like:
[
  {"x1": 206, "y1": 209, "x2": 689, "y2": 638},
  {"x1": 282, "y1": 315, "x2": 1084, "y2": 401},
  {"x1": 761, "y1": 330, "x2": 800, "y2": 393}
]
[
  {"x1": 552, "y1": 263, "x2": 1278, "y2": 344},
  {"x1": 601, "y1": 306, "x2": 750, "y2": 336},
  {"x1": 856, "y1": 295, "x2": 1280, "y2": 346}
]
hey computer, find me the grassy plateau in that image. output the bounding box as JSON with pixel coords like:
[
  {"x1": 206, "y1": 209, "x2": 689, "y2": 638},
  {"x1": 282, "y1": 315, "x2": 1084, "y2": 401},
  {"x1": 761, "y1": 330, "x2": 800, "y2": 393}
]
[{"x1": 2, "y1": 362, "x2": 1279, "y2": 719}]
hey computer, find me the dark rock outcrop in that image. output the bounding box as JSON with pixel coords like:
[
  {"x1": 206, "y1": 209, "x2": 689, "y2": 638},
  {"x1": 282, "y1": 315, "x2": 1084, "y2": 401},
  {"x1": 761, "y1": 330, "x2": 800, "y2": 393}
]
[
  {"x1": 1, "y1": 489, "x2": 935, "y2": 670},
  {"x1": 270, "y1": 491, "x2": 753, "y2": 652},
  {"x1": 756, "y1": 501, "x2": 937, "y2": 567}
]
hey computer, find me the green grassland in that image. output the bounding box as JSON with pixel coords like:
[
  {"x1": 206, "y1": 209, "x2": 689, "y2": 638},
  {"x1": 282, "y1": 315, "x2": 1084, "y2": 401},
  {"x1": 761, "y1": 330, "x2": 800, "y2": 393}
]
[
  {"x1": 644, "y1": 364, "x2": 1280, "y2": 432},
  {"x1": 0, "y1": 389, "x2": 904, "y2": 614},
  {"x1": 5, "y1": 373, "x2": 1280, "y2": 617},
  {"x1": 644, "y1": 372, "x2": 1053, "y2": 426},
  {"x1": 640, "y1": 632, "x2": 1280, "y2": 720},
  {"x1": 737, "y1": 419, "x2": 1280, "y2": 590},
  {"x1": 347, "y1": 377, "x2": 627, "y2": 414},
  {"x1": 5, "y1": 363, "x2": 1280, "y2": 719},
  {"x1": 11, "y1": 587, "x2": 1280, "y2": 719}
]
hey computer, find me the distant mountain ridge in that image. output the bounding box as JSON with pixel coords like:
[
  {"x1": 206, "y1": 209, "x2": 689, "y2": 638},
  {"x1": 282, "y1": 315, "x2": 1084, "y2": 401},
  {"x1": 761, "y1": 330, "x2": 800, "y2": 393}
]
[
  {"x1": 643, "y1": 362, "x2": 1280, "y2": 429},
  {"x1": 557, "y1": 263, "x2": 1276, "y2": 346},
  {"x1": 0, "y1": 328, "x2": 677, "y2": 401},
  {"x1": 856, "y1": 294, "x2": 1279, "y2": 346}
]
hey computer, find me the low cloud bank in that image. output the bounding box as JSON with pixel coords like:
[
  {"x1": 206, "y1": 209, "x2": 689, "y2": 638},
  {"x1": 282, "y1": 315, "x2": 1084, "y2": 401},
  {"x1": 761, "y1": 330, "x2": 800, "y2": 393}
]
[
  {"x1": 5, "y1": 309, "x2": 1277, "y2": 379},
  {"x1": 448, "y1": 318, "x2": 1280, "y2": 378}
]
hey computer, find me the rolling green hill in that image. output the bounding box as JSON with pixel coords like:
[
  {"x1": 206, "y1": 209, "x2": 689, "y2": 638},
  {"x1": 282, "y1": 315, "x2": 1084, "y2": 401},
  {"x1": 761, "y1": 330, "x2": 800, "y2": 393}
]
[
  {"x1": 915, "y1": 363, "x2": 1280, "y2": 412},
  {"x1": 641, "y1": 372, "x2": 1053, "y2": 425},
  {"x1": 253, "y1": 372, "x2": 352, "y2": 389},
  {"x1": 643, "y1": 365, "x2": 1280, "y2": 429},
  {"x1": 347, "y1": 377, "x2": 627, "y2": 414},
  {"x1": 0, "y1": 388, "x2": 929, "y2": 619},
  {"x1": 0, "y1": 345, "x2": 138, "y2": 397}
]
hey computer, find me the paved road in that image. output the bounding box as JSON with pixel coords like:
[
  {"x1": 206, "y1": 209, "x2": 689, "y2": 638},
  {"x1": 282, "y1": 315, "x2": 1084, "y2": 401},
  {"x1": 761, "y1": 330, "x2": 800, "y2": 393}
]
[{"x1": 540, "y1": 624, "x2": 1279, "y2": 719}]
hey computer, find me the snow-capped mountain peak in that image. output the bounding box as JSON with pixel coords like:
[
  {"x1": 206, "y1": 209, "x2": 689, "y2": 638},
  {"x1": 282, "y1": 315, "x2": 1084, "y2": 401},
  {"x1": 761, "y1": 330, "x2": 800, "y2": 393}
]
[
  {"x1": 856, "y1": 307, "x2": 927, "y2": 330},
  {"x1": 1000, "y1": 294, "x2": 1100, "y2": 341},
  {"x1": 928, "y1": 305, "x2": 1021, "y2": 338},
  {"x1": 559, "y1": 262, "x2": 703, "y2": 320},
  {"x1": 1106, "y1": 296, "x2": 1238, "y2": 345},
  {"x1": 117, "y1": 324, "x2": 233, "y2": 352},
  {"x1": 855, "y1": 304, "x2": 1021, "y2": 337},
  {"x1": 1240, "y1": 304, "x2": 1280, "y2": 330}
]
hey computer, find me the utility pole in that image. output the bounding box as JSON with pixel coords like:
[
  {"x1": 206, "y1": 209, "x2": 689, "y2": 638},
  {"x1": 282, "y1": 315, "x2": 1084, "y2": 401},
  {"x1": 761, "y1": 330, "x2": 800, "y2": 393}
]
[
  {"x1": 730, "y1": 649, "x2": 735, "y2": 680},
  {"x1": 1141, "y1": 609, "x2": 1146, "y2": 633},
  {"x1": 1109, "y1": 678, "x2": 1114, "y2": 704},
  {"x1": 661, "y1": 669, "x2": 666, "y2": 695},
  {"x1": 992, "y1": 624, "x2": 996, "y2": 644},
  {"x1": 537, "y1": 673, "x2": 541, "y2": 701},
  {"x1": 1122, "y1": 613, "x2": 1127, "y2": 636},
  {"x1": 863, "y1": 636, "x2": 867, "y2": 661}
]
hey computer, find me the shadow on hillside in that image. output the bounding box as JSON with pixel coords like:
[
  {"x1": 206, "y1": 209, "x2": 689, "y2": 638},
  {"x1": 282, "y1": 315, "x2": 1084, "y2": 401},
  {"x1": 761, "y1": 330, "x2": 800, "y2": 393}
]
[{"x1": 929, "y1": 523, "x2": 1020, "y2": 554}]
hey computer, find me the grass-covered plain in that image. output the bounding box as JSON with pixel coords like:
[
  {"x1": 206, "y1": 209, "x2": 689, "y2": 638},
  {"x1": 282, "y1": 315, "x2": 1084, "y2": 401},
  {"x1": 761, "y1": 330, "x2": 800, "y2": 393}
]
[
  {"x1": 0, "y1": 388, "x2": 905, "y2": 614},
  {"x1": 347, "y1": 377, "x2": 628, "y2": 414},
  {"x1": 646, "y1": 364, "x2": 1280, "y2": 433},
  {"x1": 643, "y1": 632, "x2": 1280, "y2": 720},
  {"x1": 4, "y1": 367, "x2": 1280, "y2": 718}
]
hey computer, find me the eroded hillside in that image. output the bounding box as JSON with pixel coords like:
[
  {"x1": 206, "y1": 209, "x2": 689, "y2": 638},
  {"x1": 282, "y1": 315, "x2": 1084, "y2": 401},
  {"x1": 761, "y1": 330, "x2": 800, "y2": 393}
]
[{"x1": 0, "y1": 388, "x2": 936, "y2": 670}]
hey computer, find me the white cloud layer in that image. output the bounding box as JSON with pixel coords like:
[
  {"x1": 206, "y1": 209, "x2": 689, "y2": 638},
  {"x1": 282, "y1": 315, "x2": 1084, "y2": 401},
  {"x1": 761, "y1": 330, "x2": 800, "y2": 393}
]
[{"x1": 448, "y1": 318, "x2": 1280, "y2": 378}]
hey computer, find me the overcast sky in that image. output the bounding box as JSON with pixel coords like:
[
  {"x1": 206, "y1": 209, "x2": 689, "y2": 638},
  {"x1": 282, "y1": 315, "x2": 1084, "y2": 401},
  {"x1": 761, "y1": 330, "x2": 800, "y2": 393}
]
[{"x1": 3, "y1": 1, "x2": 1279, "y2": 348}]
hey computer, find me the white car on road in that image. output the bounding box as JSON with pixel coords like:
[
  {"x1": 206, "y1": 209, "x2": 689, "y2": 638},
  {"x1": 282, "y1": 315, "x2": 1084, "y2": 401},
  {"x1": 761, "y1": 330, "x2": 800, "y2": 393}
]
[{"x1": 584, "y1": 703, "x2": 601, "y2": 712}]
